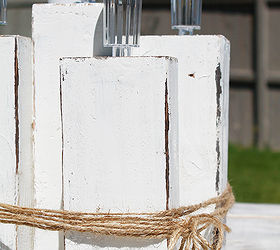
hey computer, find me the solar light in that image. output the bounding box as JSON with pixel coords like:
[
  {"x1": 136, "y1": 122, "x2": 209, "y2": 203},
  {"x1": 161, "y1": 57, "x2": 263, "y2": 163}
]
[
  {"x1": 0, "y1": 0, "x2": 7, "y2": 25},
  {"x1": 103, "y1": 0, "x2": 143, "y2": 57},
  {"x1": 171, "y1": 0, "x2": 202, "y2": 35}
]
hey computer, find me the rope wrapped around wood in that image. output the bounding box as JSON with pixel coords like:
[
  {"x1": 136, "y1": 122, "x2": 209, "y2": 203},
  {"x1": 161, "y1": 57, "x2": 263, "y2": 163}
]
[{"x1": 0, "y1": 183, "x2": 234, "y2": 250}]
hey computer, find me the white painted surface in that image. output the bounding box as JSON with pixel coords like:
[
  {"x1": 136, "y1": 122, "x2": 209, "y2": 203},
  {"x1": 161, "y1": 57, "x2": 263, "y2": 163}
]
[
  {"x1": 32, "y1": 4, "x2": 109, "y2": 249},
  {"x1": 16, "y1": 35, "x2": 34, "y2": 250},
  {"x1": 60, "y1": 57, "x2": 178, "y2": 249},
  {"x1": 48, "y1": 0, "x2": 83, "y2": 3},
  {"x1": 0, "y1": 36, "x2": 33, "y2": 250},
  {"x1": 226, "y1": 203, "x2": 280, "y2": 250},
  {"x1": 0, "y1": 35, "x2": 17, "y2": 250},
  {"x1": 132, "y1": 36, "x2": 230, "y2": 208},
  {"x1": 48, "y1": 0, "x2": 93, "y2": 3}
]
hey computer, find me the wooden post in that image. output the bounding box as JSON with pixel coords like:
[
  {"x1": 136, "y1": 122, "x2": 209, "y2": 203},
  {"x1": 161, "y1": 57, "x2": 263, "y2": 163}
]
[
  {"x1": 0, "y1": 36, "x2": 33, "y2": 250},
  {"x1": 60, "y1": 57, "x2": 179, "y2": 249},
  {"x1": 48, "y1": 0, "x2": 80, "y2": 2},
  {"x1": 32, "y1": 4, "x2": 109, "y2": 249},
  {"x1": 132, "y1": 36, "x2": 230, "y2": 208},
  {"x1": 255, "y1": 0, "x2": 270, "y2": 148}
]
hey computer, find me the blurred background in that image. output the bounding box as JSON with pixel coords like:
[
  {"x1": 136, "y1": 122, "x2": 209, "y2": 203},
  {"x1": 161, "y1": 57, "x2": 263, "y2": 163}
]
[{"x1": 1, "y1": 0, "x2": 279, "y2": 204}]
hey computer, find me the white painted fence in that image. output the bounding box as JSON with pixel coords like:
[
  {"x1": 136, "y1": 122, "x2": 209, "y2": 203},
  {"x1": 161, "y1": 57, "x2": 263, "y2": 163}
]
[{"x1": 0, "y1": 36, "x2": 33, "y2": 250}]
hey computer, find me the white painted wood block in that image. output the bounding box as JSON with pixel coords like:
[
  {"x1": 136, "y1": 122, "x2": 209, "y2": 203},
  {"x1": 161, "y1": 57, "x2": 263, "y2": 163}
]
[
  {"x1": 132, "y1": 36, "x2": 230, "y2": 208},
  {"x1": 48, "y1": 0, "x2": 83, "y2": 3},
  {"x1": 48, "y1": 0, "x2": 92, "y2": 3},
  {"x1": 0, "y1": 36, "x2": 33, "y2": 250},
  {"x1": 60, "y1": 57, "x2": 178, "y2": 249},
  {"x1": 226, "y1": 203, "x2": 280, "y2": 250},
  {"x1": 32, "y1": 4, "x2": 110, "y2": 249}
]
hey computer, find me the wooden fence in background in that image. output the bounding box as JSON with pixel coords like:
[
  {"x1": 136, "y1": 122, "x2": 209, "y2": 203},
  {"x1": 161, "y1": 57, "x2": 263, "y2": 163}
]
[{"x1": 1, "y1": 0, "x2": 280, "y2": 150}]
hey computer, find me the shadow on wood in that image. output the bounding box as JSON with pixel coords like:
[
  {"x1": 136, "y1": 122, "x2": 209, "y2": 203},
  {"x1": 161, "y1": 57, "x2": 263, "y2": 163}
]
[{"x1": 66, "y1": 232, "x2": 163, "y2": 248}]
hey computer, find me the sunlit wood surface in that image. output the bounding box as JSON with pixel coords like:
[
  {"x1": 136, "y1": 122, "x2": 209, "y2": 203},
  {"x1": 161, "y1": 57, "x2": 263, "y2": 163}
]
[{"x1": 226, "y1": 203, "x2": 280, "y2": 249}]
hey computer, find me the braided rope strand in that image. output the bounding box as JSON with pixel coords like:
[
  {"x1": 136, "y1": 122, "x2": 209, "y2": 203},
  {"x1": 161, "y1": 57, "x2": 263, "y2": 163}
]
[{"x1": 0, "y1": 184, "x2": 234, "y2": 250}]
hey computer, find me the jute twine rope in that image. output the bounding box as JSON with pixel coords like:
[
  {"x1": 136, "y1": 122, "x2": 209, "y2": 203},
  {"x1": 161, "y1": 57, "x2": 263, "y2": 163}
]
[{"x1": 0, "y1": 184, "x2": 234, "y2": 250}]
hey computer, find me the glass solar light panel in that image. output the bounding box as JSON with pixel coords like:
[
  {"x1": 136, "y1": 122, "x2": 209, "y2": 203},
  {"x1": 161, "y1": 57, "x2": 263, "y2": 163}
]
[
  {"x1": 171, "y1": 0, "x2": 202, "y2": 35},
  {"x1": 0, "y1": 0, "x2": 7, "y2": 25},
  {"x1": 103, "y1": 0, "x2": 143, "y2": 57}
]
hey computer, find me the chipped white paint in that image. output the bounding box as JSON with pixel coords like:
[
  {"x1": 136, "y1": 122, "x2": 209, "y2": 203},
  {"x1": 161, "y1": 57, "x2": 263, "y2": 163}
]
[
  {"x1": 16, "y1": 36, "x2": 35, "y2": 250},
  {"x1": 226, "y1": 203, "x2": 280, "y2": 250},
  {"x1": 60, "y1": 57, "x2": 179, "y2": 249},
  {"x1": 32, "y1": 4, "x2": 109, "y2": 249},
  {"x1": 0, "y1": 36, "x2": 33, "y2": 250},
  {"x1": 132, "y1": 36, "x2": 230, "y2": 208}
]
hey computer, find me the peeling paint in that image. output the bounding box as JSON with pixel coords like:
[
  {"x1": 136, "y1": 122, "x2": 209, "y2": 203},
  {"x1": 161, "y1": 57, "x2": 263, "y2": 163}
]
[
  {"x1": 215, "y1": 64, "x2": 222, "y2": 193},
  {"x1": 59, "y1": 66, "x2": 67, "y2": 250},
  {"x1": 14, "y1": 36, "x2": 20, "y2": 250},
  {"x1": 165, "y1": 78, "x2": 170, "y2": 210},
  {"x1": 14, "y1": 38, "x2": 19, "y2": 175},
  {"x1": 59, "y1": 65, "x2": 65, "y2": 211},
  {"x1": 61, "y1": 73, "x2": 65, "y2": 82},
  {"x1": 216, "y1": 139, "x2": 221, "y2": 192}
]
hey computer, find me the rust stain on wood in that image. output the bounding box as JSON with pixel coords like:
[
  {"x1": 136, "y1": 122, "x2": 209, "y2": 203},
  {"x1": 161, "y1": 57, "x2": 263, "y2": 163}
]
[
  {"x1": 14, "y1": 38, "x2": 20, "y2": 175},
  {"x1": 165, "y1": 78, "x2": 170, "y2": 210},
  {"x1": 32, "y1": 121, "x2": 35, "y2": 130},
  {"x1": 215, "y1": 64, "x2": 222, "y2": 193}
]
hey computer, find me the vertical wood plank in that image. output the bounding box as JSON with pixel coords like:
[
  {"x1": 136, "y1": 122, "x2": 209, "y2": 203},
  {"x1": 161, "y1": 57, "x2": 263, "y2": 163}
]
[
  {"x1": 0, "y1": 36, "x2": 33, "y2": 250},
  {"x1": 268, "y1": 88, "x2": 280, "y2": 150},
  {"x1": 256, "y1": 0, "x2": 270, "y2": 148},
  {"x1": 16, "y1": 36, "x2": 34, "y2": 250},
  {"x1": 229, "y1": 87, "x2": 254, "y2": 147},
  {"x1": 0, "y1": 35, "x2": 18, "y2": 250},
  {"x1": 132, "y1": 35, "x2": 230, "y2": 207},
  {"x1": 32, "y1": 4, "x2": 109, "y2": 249},
  {"x1": 60, "y1": 57, "x2": 178, "y2": 249}
]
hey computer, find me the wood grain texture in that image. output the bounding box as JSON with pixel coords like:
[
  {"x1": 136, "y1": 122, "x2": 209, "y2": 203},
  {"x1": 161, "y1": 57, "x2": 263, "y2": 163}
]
[
  {"x1": 0, "y1": 35, "x2": 17, "y2": 250},
  {"x1": 16, "y1": 35, "x2": 34, "y2": 250},
  {"x1": 229, "y1": 87, "x2": 254, "y2": 146},
  {"x1": 132, "y1": 36, "x2": 230, "y2": 209},
  {"x1": 268, "y1": 88, "x2": 280, "y2": 150},
  {"x1": 0, "y1": 36, "x2": 33, "y2": 250},
  {"x1": 256, "y1": 0, "x2": 270, "y2": 148},
  {"x1": 60, "y1": 57, "x2": 178, "y2": 249},
  {"x1": 226, "y1": 203, "x2": 280, "y2": 250},
  {"x1": 32, "y1": 4, "x2": 109, "y2": 249},
  {"x1": 269, "y1": 7, "x2": 280, "y2": 72}
]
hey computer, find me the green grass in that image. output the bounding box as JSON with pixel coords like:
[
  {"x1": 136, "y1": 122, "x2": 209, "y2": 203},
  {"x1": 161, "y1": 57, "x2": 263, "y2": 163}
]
[{"x1": 228, "y1": 144, "x2": 280, "y2": 204}]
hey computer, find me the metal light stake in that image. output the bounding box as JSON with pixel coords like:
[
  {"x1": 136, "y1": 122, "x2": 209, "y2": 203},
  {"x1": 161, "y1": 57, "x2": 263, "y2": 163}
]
[
  {"x1": 171, "y1": 0, "x2": 202, "y2": 35},
  {"x1": 103, "y1": 0, "x2": 142, "y2": 57},
  {"x1": 0, "y1": 0, "x2": 7, "y2": 25}
]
